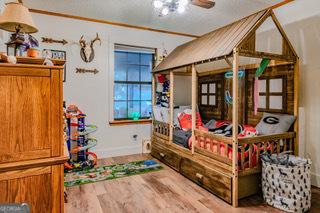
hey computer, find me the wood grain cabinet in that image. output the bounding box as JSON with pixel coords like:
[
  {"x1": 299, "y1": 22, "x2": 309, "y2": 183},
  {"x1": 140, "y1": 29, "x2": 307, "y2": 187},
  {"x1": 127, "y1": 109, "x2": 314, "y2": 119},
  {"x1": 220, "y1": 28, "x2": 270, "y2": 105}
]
[{"x1": 0, "y1": 64, "x2": 67, "y2": 213}]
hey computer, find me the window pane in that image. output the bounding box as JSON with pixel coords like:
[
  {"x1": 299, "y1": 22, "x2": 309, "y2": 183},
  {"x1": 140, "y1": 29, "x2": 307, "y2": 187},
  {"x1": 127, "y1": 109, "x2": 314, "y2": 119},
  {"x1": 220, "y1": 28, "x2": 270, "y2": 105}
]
[
  {"x1": 201, "y1": 84, "x2": 207, "y2": 93},
  {"x1": 141, "y1": 84, "x2": 151, "y2": 100},
  {"x1": 128, "y1": 53, "x2": 139, "y2": 64},
  {"x1": 258, "y1": 79, "x2": 266, "y2": 93},
  {"x1": 128, "y1": 84, "x2": 140, "y2": 100},
  {"x1": 128, "y1": 101, "x2": 140, "y2": 118},
  {"x1": 258, "y1": 95, "x2": 266, "y2": 108},
  {"x1": 115, "y1": 51, "x2": 127, "y2": 65},
  {"x1": 209, "y1": 95, "x2": 216, "y2": 106},
  {"x1": 128, "y1": 65, "x2": 140, "y2": 81},
  {"x1": 114, "y1": 101, "x2": 127, "y2": 119},
  {"x1": 270, "y1": 96, "x2": 283, "y2": 109},
  {"x1": 141, "y1": 66, "x2": 152, "y2": 82},
  {"x1": 141, "y1": 54, "x2": 153, "y2": 66},
  {"x1": 201, "y1": 95, "x2": 207, "y2": 105},
  {"x1": 114, "y1": 83, "x2": 127, "y2": 101},
  {"x1": 141, "y1": 101, "x2": 152, "y2": 117},
  {"x1": 270, "y1": 78, "x2": 283, "y2": 93},
  {"x1": 209, "y1": 83, "x2": 216, "y2": 93},
  {"x1": 114, "y1": 64, "x2": 126, "y2": 81}
]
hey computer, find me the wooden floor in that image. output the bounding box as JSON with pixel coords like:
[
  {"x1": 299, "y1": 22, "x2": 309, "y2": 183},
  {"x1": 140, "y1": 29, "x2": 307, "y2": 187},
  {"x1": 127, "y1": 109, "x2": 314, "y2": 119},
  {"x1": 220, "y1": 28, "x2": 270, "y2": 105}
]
[{"x1": 65, "y1": 154, "x2": 320, "y2": 213}]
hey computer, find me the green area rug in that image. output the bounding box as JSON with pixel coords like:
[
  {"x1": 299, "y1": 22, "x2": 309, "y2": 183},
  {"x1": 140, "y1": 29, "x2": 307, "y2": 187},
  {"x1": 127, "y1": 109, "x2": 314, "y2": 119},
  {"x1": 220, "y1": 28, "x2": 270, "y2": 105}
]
[{"x1": 64, "y1": 159, "x2": 163, "y2": 187}]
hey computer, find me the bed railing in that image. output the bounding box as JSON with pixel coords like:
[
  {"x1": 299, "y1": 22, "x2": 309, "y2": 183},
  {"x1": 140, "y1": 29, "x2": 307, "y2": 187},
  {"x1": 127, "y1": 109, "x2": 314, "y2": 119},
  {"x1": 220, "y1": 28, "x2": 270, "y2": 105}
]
[
  {"x1": 194, "y1": 129, "x2": 296, "y2": 174},
  {"x1": 194, "y1": 129, "x2": 233, "y2": 166},
  {"x1": 153, "y1": 120, "x2": 170, "y2": 140},
  {"x1": 238, "y1": 132, "x2": 295, "y2": 174}
]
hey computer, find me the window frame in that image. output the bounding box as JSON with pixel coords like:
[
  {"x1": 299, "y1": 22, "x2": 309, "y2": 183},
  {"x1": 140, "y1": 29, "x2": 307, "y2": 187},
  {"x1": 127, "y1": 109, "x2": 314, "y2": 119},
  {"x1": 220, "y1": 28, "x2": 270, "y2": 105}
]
[
  {"x1": 113, "y1": 48, "x2": 155, "y2": 121},
  {"x1": 256, "y1": 75, "x2": 287, "y2": 113},
  {"x1": 200, "y1": 82, "x2": 217, "y2": 107}
]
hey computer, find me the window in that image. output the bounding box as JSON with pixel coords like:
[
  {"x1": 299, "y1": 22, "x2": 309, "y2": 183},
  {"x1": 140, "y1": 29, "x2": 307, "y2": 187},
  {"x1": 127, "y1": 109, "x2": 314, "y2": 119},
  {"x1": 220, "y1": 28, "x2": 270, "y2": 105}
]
[
  {"x1": 200, "y1": 82, "x2": 217, "y2": 106},
  {"x1": 113, "y1": 44, "x2": 155, "y2": 120},
  {"x1": 257, "y1": 77, "x2": 286, "y2": 112}
]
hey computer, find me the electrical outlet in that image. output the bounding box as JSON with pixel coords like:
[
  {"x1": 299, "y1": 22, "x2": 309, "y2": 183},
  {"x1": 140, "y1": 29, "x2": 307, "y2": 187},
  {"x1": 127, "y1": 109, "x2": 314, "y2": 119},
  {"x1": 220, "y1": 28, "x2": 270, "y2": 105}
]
[{"x1": 132, "y1": 134, "x2": 138, "y2": 142}]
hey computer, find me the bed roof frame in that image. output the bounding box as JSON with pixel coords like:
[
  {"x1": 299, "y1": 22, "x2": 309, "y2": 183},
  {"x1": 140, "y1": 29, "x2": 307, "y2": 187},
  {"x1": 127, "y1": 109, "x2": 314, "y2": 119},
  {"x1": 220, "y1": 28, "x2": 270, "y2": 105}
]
[
  {"x1": 153, "y1": 9, "x2": 297, "y2": 73},
  {"x1": 151, "y1": 9, "x2": 299, "y2": 207}
]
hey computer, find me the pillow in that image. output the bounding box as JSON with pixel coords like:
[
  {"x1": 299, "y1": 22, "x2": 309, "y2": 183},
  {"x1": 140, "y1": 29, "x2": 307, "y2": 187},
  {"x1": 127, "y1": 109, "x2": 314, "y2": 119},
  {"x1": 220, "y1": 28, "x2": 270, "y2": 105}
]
[
  {"x1": 173, "y1": 105, "x2": 191, "y2": 128},
  {"x1": 256, "y1": 113, "x2": 295, "y2": 135},
  {"x1": 152, "y1": 106, "x2": 169, "y2": 123},
  {"x1": 178, "y1": 109, "x2": 203, "y2": 131}
]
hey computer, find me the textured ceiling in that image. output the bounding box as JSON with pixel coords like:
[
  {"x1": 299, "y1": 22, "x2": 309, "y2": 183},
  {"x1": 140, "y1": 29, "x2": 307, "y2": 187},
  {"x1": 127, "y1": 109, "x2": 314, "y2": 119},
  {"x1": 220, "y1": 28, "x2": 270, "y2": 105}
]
[{"x1": 22, "y1": 0, "x2": 284, "y2": 36}]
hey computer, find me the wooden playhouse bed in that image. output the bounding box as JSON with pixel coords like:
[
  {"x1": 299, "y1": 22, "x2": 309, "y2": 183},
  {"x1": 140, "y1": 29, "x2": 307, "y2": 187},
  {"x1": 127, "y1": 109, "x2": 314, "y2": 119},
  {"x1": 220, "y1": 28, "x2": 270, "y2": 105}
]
[{"x1": 151, "y1": 9, "x2": 299, "y2": 207}]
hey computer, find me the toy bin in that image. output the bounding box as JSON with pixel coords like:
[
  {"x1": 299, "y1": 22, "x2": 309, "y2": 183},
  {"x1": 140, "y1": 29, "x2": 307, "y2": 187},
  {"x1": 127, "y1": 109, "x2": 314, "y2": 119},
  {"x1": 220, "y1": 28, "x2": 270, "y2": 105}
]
[{"x1": 261, "y1": 153, "x2": 312, "y2": 213}]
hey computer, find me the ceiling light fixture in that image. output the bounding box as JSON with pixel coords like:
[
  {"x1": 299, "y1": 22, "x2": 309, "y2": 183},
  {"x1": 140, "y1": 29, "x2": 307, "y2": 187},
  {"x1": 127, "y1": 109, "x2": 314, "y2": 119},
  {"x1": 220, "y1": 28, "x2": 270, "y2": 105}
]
[
  {"x1": 153, "y1": 0, "x2": 163, "y2": 9},
  {"x1": 153, "y1": 0, "x2": 190, "y2": 16},
  {"x1": 177, "y1": 6, "x2": 185, "y2": 14},
  {"x1": 161, "y1": 7, "x2": 170, "y2": 16}
]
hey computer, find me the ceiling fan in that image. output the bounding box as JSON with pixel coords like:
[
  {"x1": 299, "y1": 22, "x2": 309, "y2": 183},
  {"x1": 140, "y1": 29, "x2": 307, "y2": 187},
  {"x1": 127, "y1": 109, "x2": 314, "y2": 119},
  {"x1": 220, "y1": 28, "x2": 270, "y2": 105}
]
[
  {"x1": 191, "y1": 0, "x2": 215, "y2": 9},
  {"x1": 153, "y1": 0, "x2": 215, "y2": 16}
]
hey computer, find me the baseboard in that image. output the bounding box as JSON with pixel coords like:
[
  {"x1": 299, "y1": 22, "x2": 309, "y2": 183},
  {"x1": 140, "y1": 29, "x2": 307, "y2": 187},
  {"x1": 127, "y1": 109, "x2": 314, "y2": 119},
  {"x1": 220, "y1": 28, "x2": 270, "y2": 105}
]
[
  {"x1": 311, "y1": 172, "x2": 320, "y2": 187},
  {"x1": 94, "y1": 145, "x2": 142, "y2": 158}
]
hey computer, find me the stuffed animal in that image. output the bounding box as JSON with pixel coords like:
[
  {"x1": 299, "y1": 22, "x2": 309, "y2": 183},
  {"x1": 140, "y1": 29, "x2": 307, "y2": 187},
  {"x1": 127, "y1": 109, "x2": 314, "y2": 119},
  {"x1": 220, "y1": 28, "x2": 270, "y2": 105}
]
[{"x1": 239, "y1": 125, "x2": 258, "y2": 138}]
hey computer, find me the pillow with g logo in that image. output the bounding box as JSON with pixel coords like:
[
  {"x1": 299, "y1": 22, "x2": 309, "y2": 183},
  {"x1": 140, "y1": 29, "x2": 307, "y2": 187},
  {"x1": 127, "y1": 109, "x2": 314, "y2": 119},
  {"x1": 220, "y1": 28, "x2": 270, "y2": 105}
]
[{"x1": 256, "y1": 113, "x2": 295, "y2": 135}]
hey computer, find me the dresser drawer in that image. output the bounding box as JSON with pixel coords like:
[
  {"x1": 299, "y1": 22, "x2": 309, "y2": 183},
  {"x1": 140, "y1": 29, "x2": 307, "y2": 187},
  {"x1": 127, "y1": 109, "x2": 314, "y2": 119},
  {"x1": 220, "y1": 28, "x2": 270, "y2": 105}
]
[
  {"x1": 180, "y1": 157, "x2": 232, "y2": 203},
  {"x1": 0, "y1": 164, "x2": 64, "y2": 213},
  {"x1": 151, "y1": 143, "x2": 181, "y2": 171}
]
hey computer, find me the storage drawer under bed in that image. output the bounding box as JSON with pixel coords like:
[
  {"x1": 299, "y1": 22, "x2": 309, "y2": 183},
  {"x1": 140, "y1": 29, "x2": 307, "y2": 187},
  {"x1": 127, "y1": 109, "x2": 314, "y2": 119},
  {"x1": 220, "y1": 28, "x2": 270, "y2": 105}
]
[
  {"x1": 180, "y1": 157, "x2": 232, "y2": 203},
  {"x1": 151, "y1": 143, "x2": 181, "y2": 171}
]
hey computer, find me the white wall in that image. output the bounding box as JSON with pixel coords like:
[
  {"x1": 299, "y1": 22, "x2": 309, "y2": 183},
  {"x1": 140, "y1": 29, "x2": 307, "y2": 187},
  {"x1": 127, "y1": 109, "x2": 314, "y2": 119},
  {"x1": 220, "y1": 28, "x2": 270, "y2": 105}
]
[
  {"x1": 273, "y1": 0, "x2": 320, "y2": 187},
  {"x1": 174, "y1": 76, "x2": 192, "y2": 106},
  {"x1": 21, "y1": 13, "x2": 191, "y2": 158}
]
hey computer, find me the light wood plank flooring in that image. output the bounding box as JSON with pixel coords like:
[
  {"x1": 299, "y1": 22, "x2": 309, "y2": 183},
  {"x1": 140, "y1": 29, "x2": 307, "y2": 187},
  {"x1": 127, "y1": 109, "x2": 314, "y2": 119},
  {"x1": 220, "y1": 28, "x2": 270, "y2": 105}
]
[{"x1": 65, "y1": 154, "x2": 320, "y2": 213}]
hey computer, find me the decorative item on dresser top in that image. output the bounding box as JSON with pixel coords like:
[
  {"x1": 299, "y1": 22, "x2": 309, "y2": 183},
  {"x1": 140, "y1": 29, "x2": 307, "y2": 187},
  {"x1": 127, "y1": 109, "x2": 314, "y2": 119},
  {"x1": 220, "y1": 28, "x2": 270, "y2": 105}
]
[
  {"x1": 0, "y1": 61, "x2": 68, "y2": 212},
  {"x1": 0, "y1": 2, "x2": 38, "y2": 56},
  {"x1": 42, "y1": 49, "x2": 67, "y2": 82}
]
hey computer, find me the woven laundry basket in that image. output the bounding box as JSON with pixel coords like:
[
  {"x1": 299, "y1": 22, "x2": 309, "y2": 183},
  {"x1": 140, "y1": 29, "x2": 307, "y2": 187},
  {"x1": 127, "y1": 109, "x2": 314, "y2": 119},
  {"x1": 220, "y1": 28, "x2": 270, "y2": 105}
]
[{"x1": 261, "y1": 154, "x2": 312, "y2": 213}]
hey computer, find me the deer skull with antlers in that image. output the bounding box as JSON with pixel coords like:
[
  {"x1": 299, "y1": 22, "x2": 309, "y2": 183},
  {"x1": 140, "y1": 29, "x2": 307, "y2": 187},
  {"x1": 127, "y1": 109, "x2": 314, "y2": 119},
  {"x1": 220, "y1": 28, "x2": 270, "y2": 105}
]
[{"x1": 79, "y1": 33, "x2": 101, "y2": 63}]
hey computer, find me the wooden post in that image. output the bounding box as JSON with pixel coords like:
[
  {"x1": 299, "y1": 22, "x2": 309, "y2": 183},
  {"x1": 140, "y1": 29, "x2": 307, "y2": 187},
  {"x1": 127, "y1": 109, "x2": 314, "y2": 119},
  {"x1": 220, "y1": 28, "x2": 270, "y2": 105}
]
[
  {"x1": 152, "y1": 74, "x2": 156, "y2": 106},
  {"x1": 191, "y1": 64, "x2": 197, "y2": 154},
  {"x1": 232, "y1": 48, "x2": 239, "y2": 207},
  {"x1": 169, "y1": 71, "x2": 174, "y2": 143},
  {"x1": 152, "y1": 74, "x2": 156, "y2": 135},
  {"x1": 293, "y1": 57, "x2": 300, "y2": 155}
]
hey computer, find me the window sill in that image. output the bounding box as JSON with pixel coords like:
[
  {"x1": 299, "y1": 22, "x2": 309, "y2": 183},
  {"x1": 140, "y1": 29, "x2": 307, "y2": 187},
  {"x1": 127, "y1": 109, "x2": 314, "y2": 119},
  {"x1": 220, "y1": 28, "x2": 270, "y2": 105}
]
[{"x1": 109, "y1": 119, "x2": 152, "y2": 126}]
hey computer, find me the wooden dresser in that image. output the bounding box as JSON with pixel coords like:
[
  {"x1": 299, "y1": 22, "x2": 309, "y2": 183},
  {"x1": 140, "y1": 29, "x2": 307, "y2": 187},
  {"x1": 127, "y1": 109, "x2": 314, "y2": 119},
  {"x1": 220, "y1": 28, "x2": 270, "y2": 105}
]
[{"x1": 0, "y1": 63, "x2": 67, "y2": 212}]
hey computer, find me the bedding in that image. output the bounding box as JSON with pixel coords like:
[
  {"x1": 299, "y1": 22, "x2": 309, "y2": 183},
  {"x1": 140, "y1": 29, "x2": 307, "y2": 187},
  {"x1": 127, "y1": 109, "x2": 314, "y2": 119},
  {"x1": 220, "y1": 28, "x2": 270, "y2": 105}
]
[
  {"x1": 206, "y1": 120, "x2": 258, "y2": 138},
  {"x1": 172, "y1": 115, "x2": 286, "y2": 169},
  {"x1": 173, "y1": 129, "x2": 191, "y2": 148}
]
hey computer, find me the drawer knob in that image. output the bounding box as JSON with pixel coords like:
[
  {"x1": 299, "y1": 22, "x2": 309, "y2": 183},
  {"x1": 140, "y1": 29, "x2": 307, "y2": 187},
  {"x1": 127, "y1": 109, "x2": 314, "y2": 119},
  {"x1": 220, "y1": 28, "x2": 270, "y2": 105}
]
[
  {"x1": 159, "y1": 152, "x2": 165, "y2": 158},
  {"x1": 196, "y1": 173, "x2": 203, "y2": 180}
]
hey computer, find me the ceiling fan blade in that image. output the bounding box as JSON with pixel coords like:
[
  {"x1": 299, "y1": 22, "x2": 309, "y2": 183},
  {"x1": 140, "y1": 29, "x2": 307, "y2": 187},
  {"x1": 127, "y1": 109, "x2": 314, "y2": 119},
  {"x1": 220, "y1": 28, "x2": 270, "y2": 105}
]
[{"x1": 191, "y1": 0, "x2": 215, "y2": 9}]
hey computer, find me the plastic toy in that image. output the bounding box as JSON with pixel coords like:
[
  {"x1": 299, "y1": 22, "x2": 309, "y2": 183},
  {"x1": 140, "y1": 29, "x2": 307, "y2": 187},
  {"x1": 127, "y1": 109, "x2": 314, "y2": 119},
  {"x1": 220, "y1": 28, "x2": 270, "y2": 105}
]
[
  {"x1": 130, "y1": 111, "x2": 140, "y2": 120},
  {"x1": 64, "y1": 104, "x2": 98, "y2": 172},
  {"x1": 224, "y1": 70, "x2": 245, "y2": 105},
  {"x1": 254, "y1": 58, "x2": 270, "y2": 114}
]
